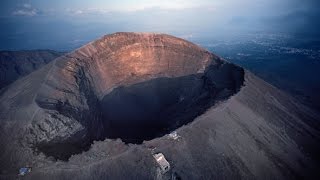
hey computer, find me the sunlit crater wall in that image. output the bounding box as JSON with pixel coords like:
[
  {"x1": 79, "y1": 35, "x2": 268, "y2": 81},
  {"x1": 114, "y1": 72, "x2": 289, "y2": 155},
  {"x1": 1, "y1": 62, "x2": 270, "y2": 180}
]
[{"x1": 75, "y1": 32, "x2": 216, "y2": 97}]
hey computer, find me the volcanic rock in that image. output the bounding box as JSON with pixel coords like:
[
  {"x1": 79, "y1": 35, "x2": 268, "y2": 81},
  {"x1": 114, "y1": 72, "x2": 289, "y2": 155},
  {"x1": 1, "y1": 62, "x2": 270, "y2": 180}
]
[{"x1": 0, "y1": 32, "x2": 319, "y2": 179}]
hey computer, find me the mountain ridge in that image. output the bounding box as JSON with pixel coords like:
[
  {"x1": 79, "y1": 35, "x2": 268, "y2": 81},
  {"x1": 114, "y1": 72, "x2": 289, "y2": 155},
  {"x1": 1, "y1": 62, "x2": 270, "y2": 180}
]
[{"x1": 0, "y1": 49, "x2": 64, "y2": 89}]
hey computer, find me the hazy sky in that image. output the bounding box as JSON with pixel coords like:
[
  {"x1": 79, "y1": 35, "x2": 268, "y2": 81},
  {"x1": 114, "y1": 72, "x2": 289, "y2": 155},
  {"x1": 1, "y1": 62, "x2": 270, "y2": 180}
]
[
  {"x1": 1, "y1": 0, "x2": 314, "y2": 17},
  {"x1": 0, "y1": 0, "x2": 319, "y2": 50}
]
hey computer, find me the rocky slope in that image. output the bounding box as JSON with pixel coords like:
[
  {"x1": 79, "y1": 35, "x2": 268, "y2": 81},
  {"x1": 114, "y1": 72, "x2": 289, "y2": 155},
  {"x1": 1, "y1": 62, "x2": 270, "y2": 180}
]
[
  {"x1": 0, "y1": 50, "x2": 63, "y2": 89},
  {"x1": 0, "y1": 32, "x2": 319, "y2": 179}
]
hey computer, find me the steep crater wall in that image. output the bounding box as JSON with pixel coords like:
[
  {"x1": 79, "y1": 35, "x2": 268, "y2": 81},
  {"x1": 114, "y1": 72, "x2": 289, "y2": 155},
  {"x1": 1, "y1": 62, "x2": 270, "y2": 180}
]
[
  {"x1": 100, "y1": 62, "x2": 244, "y2": 144},
  {"x1": 29, "y1": 33, "x2": 244, "y2": 160}
]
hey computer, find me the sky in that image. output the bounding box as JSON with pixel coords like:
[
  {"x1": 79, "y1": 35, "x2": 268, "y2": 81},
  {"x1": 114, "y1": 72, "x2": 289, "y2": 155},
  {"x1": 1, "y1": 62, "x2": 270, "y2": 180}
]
[{"x1": 0, "y1": 0, "x2": 319, "y2": 50}]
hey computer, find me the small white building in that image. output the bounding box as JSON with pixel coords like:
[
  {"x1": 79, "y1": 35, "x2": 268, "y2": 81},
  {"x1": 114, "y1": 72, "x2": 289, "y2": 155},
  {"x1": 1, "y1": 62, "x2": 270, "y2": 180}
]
[
  {"x1": 168, "y1": 131, "x2": 180, "y2": 140},
  {"x1": 153, "y1": 153, "x2": 170, "y2": 173}
]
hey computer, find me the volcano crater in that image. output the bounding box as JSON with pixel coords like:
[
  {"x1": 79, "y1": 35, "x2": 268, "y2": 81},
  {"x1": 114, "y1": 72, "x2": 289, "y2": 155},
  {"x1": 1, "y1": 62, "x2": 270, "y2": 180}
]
[{"x1": 33, "y1": 33, "x2": 244, "y2": 160}]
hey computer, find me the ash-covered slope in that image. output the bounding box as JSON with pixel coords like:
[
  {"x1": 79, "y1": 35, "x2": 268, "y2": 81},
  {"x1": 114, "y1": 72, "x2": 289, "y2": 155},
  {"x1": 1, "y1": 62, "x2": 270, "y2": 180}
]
[
  {"x1": 0, "y1": 32, "x2": 319, "y2": 180},
  {"x1": 0, "y1": 50, "x2": 64, "y2": 89}
]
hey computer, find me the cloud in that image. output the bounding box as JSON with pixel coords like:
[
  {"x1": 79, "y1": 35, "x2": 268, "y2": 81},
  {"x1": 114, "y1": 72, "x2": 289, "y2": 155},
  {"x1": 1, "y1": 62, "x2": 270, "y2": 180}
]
[
  {"x1": 12, "y1": 4, "x2": 38, "y2": 16},
  {"x1": 66, "y1": 8, "x2": 110, "y2": 16},
  {"x1": 65, "y1": 8, "x2": 85, "y2": 15},
  {"x1": 23, "y1": 4, "x2": 32, "y2": 8},
  {"x1": 118, "y1": 0, "x2": 201, "y2": 12},
  {"x1": 72, "y1": 10, "x2": 84, "y2": 15},
  {"x1": 13, "y1": 9, "x2": 37, "y2": 16}
]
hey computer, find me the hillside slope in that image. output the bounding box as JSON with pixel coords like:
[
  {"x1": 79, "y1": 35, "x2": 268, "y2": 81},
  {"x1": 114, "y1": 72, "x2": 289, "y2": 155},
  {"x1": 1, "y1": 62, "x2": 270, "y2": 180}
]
[{"x1": 0, "y1": 50, "x2": 63, "y2": 89}]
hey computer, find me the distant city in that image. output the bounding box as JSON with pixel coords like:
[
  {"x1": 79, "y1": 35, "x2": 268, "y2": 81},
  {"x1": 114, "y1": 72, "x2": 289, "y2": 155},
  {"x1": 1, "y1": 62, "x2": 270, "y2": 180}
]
[{"x1": 195, "y1": 32, "x2": 320, "y2": 110}]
